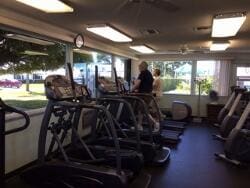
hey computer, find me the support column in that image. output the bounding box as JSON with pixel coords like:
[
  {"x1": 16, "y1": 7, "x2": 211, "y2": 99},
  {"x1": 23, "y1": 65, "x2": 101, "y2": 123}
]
[
  {"x1": 0, "y1": 108, "x2": 5, "y2": 188},
  {"x1": 111, "y1": 55, "x2": 115, "y2": 80},
  {"x1": 191, "y1": 60, "x2": 197, "y2": 95}
]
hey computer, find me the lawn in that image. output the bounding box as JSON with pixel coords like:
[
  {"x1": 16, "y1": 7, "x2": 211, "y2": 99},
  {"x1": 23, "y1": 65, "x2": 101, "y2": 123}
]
[{"x1": 0, "y1": 83, "x2": 48, "y2": 110}]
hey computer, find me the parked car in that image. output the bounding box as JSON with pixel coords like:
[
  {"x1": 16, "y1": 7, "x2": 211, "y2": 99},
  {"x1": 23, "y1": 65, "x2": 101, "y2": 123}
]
[{"x1": 0, "y1": 79, "x2": 22, "y2": 88}]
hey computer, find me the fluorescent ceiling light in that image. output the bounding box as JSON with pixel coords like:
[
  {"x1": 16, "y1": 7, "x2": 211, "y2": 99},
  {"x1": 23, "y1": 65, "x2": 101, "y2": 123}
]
[
  {"x1": 86, "y1": 25, "x2": 132, "y2": 42},
  {"x1": 130, "y1": 45, "x2": 155, "y2": 54},
  {"x1": 22, "y1": 50, "x2": 49, "y2": 56},
  {"x1": 212, "y1": 13, "x2": 246, "y2": 37},
  {"x1": 210, "y1": 42, "x2": 230, "y2": 51},
  {"x1": 5, "y1": 34, "x2": 55, "y2": 45},
  {"x1": 16, "y1": 0, "x2": 73, "y2": 13}
]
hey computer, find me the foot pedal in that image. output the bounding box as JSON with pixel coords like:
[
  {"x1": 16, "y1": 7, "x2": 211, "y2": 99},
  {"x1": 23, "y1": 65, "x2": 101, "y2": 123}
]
[
  {"x1": 213, "y1": 134, "x2": 227, "y2": 141},
  {"x1": 214, "y1": 153, "x2": 241, "y2": 166},
  {"x1": 152, "y1": 147, "x2": 171, "y2": 165}
]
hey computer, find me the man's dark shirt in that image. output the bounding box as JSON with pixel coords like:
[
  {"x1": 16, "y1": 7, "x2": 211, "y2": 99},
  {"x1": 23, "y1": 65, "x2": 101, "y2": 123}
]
[{"x1": 138, "y1": 69, "x2": 153, "y2": 93}]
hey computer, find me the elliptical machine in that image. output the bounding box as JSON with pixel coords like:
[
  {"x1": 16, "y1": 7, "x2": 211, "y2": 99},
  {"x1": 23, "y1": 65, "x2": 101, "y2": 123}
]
[
  {"x1": 215, "y1": 99, "x2": 250, "y2": 166},
  {"x1": 21, "y1": 74, "x2": 144, "y2": 188},
  {"x1": 93, "y1": 66, "x2": 171, "y2": 165},
  {"x1": 214, "y1": 88, "x2": 247, "y2": 140},
  {"x1": 215, "y1": 86, "x2": 240, "y2": 127}
]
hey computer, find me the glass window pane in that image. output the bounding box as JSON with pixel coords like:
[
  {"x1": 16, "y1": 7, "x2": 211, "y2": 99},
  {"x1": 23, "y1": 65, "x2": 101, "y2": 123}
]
[
  {"x1": 148, "y1": 61, "x2": 192, "y2": 95},
  {"x1": 73, "y1": 50, "x2": 112, "y2": 96},
  {"x1": 0, "y1": 29, "x2": 66, "y2": 110},
  {"x1": 237, "y1": 67, "x2": 250, "y2": 76},
  {"x1": 236, "y1": 67, "x2": 250, "y2": 90},
  {"x1": 196, "y1": 60, "x2": 216, "y2": 95},
  {"x1": 114, "y1": 57, "x2": 125, "y2": 78}
]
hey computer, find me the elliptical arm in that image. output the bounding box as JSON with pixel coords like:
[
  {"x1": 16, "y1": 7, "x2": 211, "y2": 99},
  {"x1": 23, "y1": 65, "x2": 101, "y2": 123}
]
[{"x1": 0, "y1": 98, "x2": 30, "y2": 135}]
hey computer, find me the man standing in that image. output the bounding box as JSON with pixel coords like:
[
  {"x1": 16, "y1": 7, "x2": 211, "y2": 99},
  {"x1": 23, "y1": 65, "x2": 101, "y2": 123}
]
[
  {"x1": 132, "y1": 61, "x2": 153, "y2": 93},
  {"x1": 131, "y1": 61, "x2": 160, "y2": 131}
]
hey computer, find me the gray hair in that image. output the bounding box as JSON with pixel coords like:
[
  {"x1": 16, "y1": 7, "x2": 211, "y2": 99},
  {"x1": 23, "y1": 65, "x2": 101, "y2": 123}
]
[{"x1": 139, "y1": 61, "x2": 148, "y2": 71}]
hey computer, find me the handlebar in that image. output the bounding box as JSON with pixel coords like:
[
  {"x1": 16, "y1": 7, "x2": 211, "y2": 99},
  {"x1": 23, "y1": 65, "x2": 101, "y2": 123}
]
[{"x1": 0, "y1": 98, "x2": 30, "y2": 135}]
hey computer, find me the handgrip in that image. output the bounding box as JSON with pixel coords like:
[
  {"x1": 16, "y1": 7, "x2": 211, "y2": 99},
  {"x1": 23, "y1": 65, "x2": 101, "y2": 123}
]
[
  {"x1": 113, "y1": 67, "x2": 120, "y2": 94},
  {"x1": 67, "y1": 62, "x2": 77, "y2": 100},
  {"x1": 0, "y1": 98, "x2": 30, "y2": 135}
]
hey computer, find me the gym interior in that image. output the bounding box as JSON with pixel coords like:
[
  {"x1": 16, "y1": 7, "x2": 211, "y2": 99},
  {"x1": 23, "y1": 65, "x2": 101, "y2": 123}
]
[{"x1": 1, "y1": 0, "x2": 250, "y2": 188}]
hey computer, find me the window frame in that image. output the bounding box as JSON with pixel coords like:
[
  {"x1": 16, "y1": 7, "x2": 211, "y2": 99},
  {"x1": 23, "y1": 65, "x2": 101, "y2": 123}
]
[
  {"x1": 235, "y1": 65, "x2": 250, "y2": 90},
  {"x1": 147, "y1": 59, "x2": 230, "y2": 96},
  {"x1": 147, "y1": 60, "x2": 193, "y2": 95}
]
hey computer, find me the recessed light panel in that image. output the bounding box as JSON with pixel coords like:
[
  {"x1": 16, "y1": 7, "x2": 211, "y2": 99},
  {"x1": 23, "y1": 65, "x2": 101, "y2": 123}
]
[
  {"x1": 86, "y1": 25, "x2": 132, "y2": 42},
  {"x1": 212, "y1": 13, "x2": 246, "y2": 37},
  {"x1": 130, "y1": 45, "x2": 155, "y2": 54},
  {"x1": 16, "y1": 0, "x2": 73, "y2": 13},
  {"x1": 210, "y1": 42, "x2": 230, "y2": 51}
]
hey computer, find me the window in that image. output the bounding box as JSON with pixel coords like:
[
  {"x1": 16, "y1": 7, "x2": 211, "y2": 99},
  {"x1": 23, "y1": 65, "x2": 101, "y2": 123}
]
[
  {"x1": 147, "y1": 60, "x2": 230, "y2": 96},
  {"x1": 0, "y1": 28, "x2": 66, "y2": 110},
  {"x1": 73, "y1": 50, "x2": 112, "y2": 95},
  {"x1": 196, "y1": 61, "x2": 216, "y2": 95},
  {"x1": 114, "y1": 57, "x2": 125, "y2": 78},
  {"x1": 148, "y1": 61, "x2": 192, "y2": 94},
  {"x1": 236, "y1": 67, "x2": 250, "y2": 90},
  {"x1": 196, "y1": 60, "x2": 230, "y2": 96}
]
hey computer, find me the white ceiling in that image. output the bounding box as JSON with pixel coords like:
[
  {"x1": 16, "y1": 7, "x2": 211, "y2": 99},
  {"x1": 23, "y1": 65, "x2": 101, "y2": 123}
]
[{"x1": 1, "y1": 0, "x2": 250, "y2": 57}]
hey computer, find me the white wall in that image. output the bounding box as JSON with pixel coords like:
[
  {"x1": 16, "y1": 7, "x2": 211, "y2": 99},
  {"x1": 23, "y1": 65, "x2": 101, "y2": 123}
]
[
  {"x1": 159, "y1": 94, "x2": 228, "y2": 117},
  {"x1": 5, "y1": 109, "x2": 44, "y2": 173},
  {"x1": 5, "y1": 107, "x2": 91, "y2": 173}
]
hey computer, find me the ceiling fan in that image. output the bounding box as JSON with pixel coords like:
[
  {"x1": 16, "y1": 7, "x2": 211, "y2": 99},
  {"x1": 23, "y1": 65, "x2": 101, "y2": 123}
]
[
  {"x1": 157, "y1": 45, "x2": 210, "y2": 55},
  {"x1": 116, "y1": 0, "x2": 180, "y2": 13}
]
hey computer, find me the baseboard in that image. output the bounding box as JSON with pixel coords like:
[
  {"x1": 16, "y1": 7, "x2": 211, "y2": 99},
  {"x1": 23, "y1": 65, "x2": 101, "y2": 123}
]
[{"x1": 5, "y1": 160, "x2": 37, "y2": 180}]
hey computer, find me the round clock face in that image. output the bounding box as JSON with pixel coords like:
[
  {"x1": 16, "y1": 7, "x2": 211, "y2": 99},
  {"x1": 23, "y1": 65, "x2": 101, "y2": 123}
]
[{"x1": 74, "y1": 34, "x2": 84, "y2": 48}]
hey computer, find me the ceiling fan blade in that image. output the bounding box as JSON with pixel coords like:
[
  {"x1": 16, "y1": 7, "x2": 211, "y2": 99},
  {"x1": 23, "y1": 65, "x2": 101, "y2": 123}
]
[
  {"x1": 113, "y1": 0, "x2": 135, "y2": 15},
  {"x1": 156, "y1": 50, "x2": 180, "y2": 55},
  {"x1": 145, "y1": 0, "x2": 180, "y2": 12}
]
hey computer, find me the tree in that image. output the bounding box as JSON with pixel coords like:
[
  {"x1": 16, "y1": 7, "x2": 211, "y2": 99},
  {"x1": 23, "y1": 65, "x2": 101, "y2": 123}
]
[
  {"x1": 148, "y1": 61, "x2": 192, "y2": 78},
  {"x1": 0, "y1": 30, "x2": 65, "y2": 91},
  {"x1": 96, "y1": 53, "x2": 111, "y2": 64},
  {"x1": 0, "y1": 34, "x2": 65, "y2": 73},
  {"x1": 73, "y1": 52, "x2": 93, "y2": 63}
]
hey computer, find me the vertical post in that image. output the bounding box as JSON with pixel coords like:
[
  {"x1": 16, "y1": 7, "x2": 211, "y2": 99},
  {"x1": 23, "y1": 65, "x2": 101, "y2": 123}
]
[
  {"x1": 0, "y1": 107, "x2": 5, "y2": 188},
  {"x1": 125, "y1": 59, "x2": 131, "y2": 90},
  {"x1": 197, "y1": 81, "x2": 201, "y2": 118},
  {"x1": 65, "y1": 44, "x2": 74, "y2": 77},
  {"x1": 111, "y1": 55, "x2": 115, "y2": 80},
  {"x1": 95, "y1": 65, "x2": 98, "y2": 99},
  {"x1": 26, "y1": 73, "x2": 30, "y2": 92},
  {"x1": 191, "y1": 60, "x2": 197, "y2": 95}
]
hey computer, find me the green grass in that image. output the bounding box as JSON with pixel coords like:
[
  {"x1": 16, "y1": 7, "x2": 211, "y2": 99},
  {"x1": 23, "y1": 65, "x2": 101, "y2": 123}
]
[
  {"x1": 0, "y1": 83, "x2": 48, "y2": 109},
  {"x1": 4, "y1": 100, "x2": 47, "y2": 109}
]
